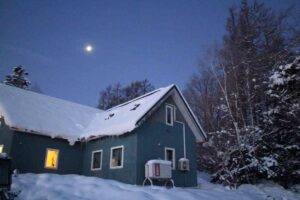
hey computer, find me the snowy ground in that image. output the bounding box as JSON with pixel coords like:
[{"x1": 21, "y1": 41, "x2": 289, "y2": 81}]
[{"x1": 11, "y1": 172, "x2": 300, "y2": 200}]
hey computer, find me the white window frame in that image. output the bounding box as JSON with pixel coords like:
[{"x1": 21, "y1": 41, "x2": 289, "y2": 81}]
[
  {"x1": 165, "y1": 105, "x2": 174, "y2": 126},
  {"x1": 91, "y1": 149, "x2": 103, "y2": 171},
  {"x1": 165, "y1": 147, "x2": 176, "y2": 170},
  {"x1": 44, "y1": 148, "x2": 59, "y2": 170},
  {"x1": 110, "y1": 145, "x2": 124, "y2": 169}
]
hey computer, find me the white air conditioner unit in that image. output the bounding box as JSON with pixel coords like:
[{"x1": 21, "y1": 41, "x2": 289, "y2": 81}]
[
  {"x1": 178, "y1": 158, "x2": 190, "y2": 171},
  {"x1": 145, "y1": 160, "x2": 172, "y2": 179}
]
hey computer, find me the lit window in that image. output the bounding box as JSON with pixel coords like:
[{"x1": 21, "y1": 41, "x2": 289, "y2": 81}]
[
  {"x1": 165, "y1": 147, "x2": 175, "y2": 169},
  {"x1": 91, "y1": 150, "x2": 102, "y2": 170},
  {"x1": 110, "y1": 146, "x2": 124, "y2": 169},
  {"x1": 166, "y1": 105, "x2": 174, "y2": 126},
  {"x1": 0, "y1": 145, "x2": 3, "y2": 153},
  {"x1": 45, "y1": 148, "x2": 59, "y2": 169}
]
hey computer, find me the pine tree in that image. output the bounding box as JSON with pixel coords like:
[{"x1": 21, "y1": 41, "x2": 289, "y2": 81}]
[
  {"x1": 257, "y1": 56, "x2": 300, "y2": 187},
  {"x1": 4, "y1": 65, "x2": 31, "y2": 89}
]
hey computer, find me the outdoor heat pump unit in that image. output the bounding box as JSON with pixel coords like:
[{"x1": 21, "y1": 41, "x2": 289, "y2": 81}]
[
  {"x1": 143, "y1": 160, "x2": 174, "y2": 187},
  {"x1": 178, "y1": 158, "x2": 190, "y2": 171},
  {"x1": 145, "y1": 160, "x2": 172, "y2": 179}
]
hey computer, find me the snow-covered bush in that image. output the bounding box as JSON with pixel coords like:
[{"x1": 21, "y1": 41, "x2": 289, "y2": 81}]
[
  {"x1": 210, "y1": 127, "x2": 261, "y2": 188},
  {"x1": 197, "y1": 129, "x2": 237, "y2": 173}
]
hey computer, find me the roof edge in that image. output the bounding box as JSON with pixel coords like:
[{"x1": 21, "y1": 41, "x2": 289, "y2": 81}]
[
  {"x1": 173, "y1": 85, "x2": 207, "y2": 140},
  {"x1": 106, "y1": 84, "x2": 175, "y2": 112}
]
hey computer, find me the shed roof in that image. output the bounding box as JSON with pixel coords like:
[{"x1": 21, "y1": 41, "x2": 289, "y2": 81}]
[{"x1": 0, "y1": 84, "x2": 205, "y2": 144}]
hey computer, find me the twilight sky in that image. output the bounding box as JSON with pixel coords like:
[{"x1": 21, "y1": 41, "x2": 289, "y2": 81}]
[{"x1": 0, "y1": 0, "x2": 298, "y2": 107}]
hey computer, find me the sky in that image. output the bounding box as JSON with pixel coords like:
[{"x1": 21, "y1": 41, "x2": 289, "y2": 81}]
[{"x1": 0, "y1": 0, "x2": 299, "y2": 107}]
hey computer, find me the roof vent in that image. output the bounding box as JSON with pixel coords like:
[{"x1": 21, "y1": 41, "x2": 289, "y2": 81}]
[
  {"x1": 105, "y1": 113, "x2": 115, "y2": 120},
  {"x1": 130, "y1": 104, "x2": 140, "y2": 111}
]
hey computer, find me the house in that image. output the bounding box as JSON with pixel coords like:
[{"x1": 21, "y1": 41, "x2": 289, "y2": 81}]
[{"x1": 0, "y1": 83, "x2": 206, "y2": 187}]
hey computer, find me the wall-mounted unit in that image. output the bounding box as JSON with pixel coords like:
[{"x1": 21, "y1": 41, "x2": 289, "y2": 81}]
[{"x1": 178, "y1": 158, "x2": 189, "y2": 171}]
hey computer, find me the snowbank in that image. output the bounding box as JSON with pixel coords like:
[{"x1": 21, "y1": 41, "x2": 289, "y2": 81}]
[{"x1": 11, "y1": 173, "x2": 300, "y2": 200}]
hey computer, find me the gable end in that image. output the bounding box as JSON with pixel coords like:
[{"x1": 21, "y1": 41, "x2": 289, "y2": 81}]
[{"x1": 135, "y1": 85, "x2": 206, "y2": 142}]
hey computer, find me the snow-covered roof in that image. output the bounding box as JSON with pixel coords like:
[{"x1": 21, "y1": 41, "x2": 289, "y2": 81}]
[
  {"x1": 85, "y1": 85, "x2": 174, "y2": 139},
  {"x1": 0, "y1": 84, "x2": 103, "y2": 144},
  {"x1": 0, "y1": 83, "x2": 205, "y2": 145}
]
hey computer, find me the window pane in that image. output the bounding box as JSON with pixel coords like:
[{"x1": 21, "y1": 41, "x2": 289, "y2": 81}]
[
  {"x1": 92, "y1": 151, "x2": 101, "y2": 169},
  {"x1": 112, "y1": 148, "x2": 122, "y2": 167},
  {"x1": 45, "y1": 149, "x2": 59, "y2": 169},
  {"x1": 167, "y1": 150, "x2": 173, "y2": 161},
  {"x1": 166, "y1": 106, "x2": 173, "y2": 124},
  {"x1": 0, "y1": 145, "x2": 3, "y2": 153},
  {"x1": 166, "y1": 149, "x2": 174, "y2": 168}
]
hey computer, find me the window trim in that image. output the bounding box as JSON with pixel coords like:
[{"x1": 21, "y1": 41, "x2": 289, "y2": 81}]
[
  {"x1": 91, "y1": 149, "x2": 103, "y2": 171},
  {"x1": 165, "y1": 105, "x2": 174, "y2": 126},
  {"x1": 165, "y1": 147, "x2": 176, "y2": 170},
  {"x1": 44, "y1": 148, "x2": 59, "y2": 170},
  {"x1": 110, "y1": 145, "x2": 124, "y2": 169},
  {"x1": 166, "y1": 103, "x2": 177, "y2": 121}
]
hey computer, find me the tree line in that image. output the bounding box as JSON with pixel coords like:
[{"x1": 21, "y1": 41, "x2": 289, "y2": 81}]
[{"x1": 184, "y1": 0, "x2": 299, "y2": 188}]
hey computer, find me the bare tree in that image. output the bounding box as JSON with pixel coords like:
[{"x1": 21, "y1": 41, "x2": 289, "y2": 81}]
[{"x1": 97, "y1": 79, "x2": 154, "y2": 110}]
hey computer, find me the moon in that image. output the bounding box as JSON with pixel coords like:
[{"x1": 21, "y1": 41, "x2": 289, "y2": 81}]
[{"x1": 85, "y1": 45, "x2": 93, "y2": 53}]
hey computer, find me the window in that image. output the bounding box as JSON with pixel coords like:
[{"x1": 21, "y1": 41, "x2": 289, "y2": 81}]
[
  {"x1": 44, "y1": 148, "x2": 59, "y2": 170},
  {"x1": 165, "y1": 147, "x2": 175, "y2": 169},
  {"x1": 110, "y1": 145, "x2": 124, "y2": 169},
  {"x1": 166, "y1": 105, "x2": 174, "y2": 126},
  {"x1": 91, "y1": 150, "x2": 102, "y2": 170},
  {"x1": 0, "y1": 145, "x2": 3, "y2": 153}
]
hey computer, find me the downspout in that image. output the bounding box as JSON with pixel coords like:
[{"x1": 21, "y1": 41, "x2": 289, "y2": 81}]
[
  {"x1": 182, "y1": 123, "x2": 186, "y2": 158},
  {"x1": 175, "y1": 120, "x2": 187, "y2": 187}
]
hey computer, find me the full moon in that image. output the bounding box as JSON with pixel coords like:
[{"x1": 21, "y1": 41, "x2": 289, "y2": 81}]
[{"x1": 85, "y1": 45, "x2": 93, "y2": 53}]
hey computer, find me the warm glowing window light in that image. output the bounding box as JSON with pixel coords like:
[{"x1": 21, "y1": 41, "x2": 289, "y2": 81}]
[
  {"x1": 0, "y1": 145, "x2": 3, "y2": 153},
  {"x1": 45, "y1": 148, "x2": 59, "y2": 169}
]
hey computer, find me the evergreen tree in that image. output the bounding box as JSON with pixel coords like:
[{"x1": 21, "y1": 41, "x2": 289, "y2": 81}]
[
  {"x1": 257, "y1": 56, "x2": 300, "y2": 187},
  {"x1": 4, "y1": 65, "x2": 31, "y2": 89}
]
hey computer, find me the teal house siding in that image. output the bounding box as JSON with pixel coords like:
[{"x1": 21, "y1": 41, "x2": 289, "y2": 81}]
[
  {"x1": 82, "y1": 133, "x2": 138, "y2": 185},
  {"x1": 9, "y1": 131, "x2": 83, "y2": 175}
]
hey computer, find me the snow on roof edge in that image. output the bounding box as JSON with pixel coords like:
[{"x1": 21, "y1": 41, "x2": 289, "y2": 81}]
[{"x1": 106, "y1": 84, "x2": 175, "y2": 112}]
